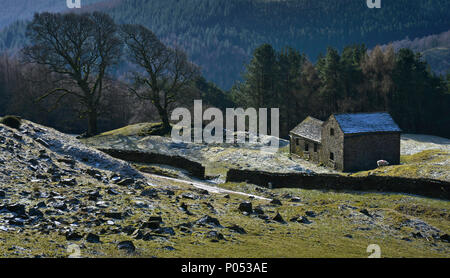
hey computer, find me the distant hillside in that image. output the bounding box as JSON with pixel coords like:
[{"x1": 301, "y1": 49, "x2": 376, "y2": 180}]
[
  {"x1": 0, "y1": 0, "x2": 104, "y2": 30},
  {"x1": 1, "y1": 0, "x2": 449, "y2": 89},
  {"x1": 0, "y1": 0, "x2": 65, "y2": 30},
  {"x1": 381, "y1": 30, "x2": 450, "y2": 75}
]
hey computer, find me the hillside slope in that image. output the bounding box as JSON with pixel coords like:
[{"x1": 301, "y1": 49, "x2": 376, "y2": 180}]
[
  {"x1": 0, "y1": 119, "x2": 449, "y2": 257},
  {"x1": 1, "y1": 0, "x2": 449, "y2": 88},
  {"x1": 0, "y1": 0, "x2": 104, "y2": 30},
  {"x1": 381, "y1": 30, "x2": 450, "y2": 75}
]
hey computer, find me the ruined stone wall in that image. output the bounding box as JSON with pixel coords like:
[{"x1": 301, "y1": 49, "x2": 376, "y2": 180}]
[
  {"x1": 226, "y1": 168, "x2": 450, "y2": 200},
  {"x1": 99, "y1": 148, "x2": 205, "y2": 179}
]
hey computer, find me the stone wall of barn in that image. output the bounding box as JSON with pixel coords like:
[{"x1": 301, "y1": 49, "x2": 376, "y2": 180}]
[
  {"x1": 320, "y1": 116, "x2": 344, "y2": 171},
  {"x1": 289, "y1": 134, "x2": 321, "y2": 163},
  {"x1": 343, "y1": 132, "x2": 401, "y2": 172}
]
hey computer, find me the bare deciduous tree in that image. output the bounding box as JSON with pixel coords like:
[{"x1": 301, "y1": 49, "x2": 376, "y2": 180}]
[
  {"x1": 121, "y1": 24, "x2": 200, "y2": 132},
  {"x1": 21, "y1": 12, "x2": 122, "y2": 136}
]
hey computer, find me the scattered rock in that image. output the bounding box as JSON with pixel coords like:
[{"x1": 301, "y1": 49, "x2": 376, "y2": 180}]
[
  {"x1": 140, "y1": 188, "x2": 158, "y2": 198},
  {"x1": 238, "y1": 201, "x2": 253, "y2": 214},
  {"x1": 305, "y1": 211, "x2": 316, "y2": 218},
  {"x1": 0, "y1": 190, "x2": 5, "y2": 198},
  {"x1": 253, "y1": 206, "x2": 264, "y2": 215},
  {"x1": 8, "y1": 218, "x2": 25, "y2": 226},
  {"x1": 227, "y1": 224, "x2": 247, "y2": 234},
  {"x1": 35, "y1": 138, "x2": 49, "y2": 147},
  {"x1": 53, "y1": 202, "x2": 67, "y2": 211},
  {"x1": 28, "y1": 208, "x2": 44, "y2": 218},
  {"x1": 273, "y1": 213, "x2": 286, "y2": 224},
  {"x1": 181, "y1": 193, "x2": 198, "y2": 200},
  {"x1": 104, "y1": 212, "x2": 123, "y2": 220},
  {"x1": 163, "y1": 189, "x2": 175, "y2": 196},
  {"x1": 270, "y1": 199, "x2": 282, "y2": 206},
  {"x1": 117, "y1": 241, "x2": 135, "y2": 253},
  {"x1": 142, "y1": 221, "x2": 160, "y2": 230},
  {"x1": 290, "y1": 197, "x2": 301, "y2": 203},
  {"x1": 88, "y1": 191, "x2": 102, "y2": 201},
  {"x1": 298, "y1": 216, "x2": 312, "y2": 224},
  {"x1": 176, "y1": 222, "x2": 193, "y2": 233},
  {"x1": 117, "y1": 178, "x2": 135, "y2": 186},
  {"x1": 86, "y1": 233, "x2": 101, "y2": 243},
  {"x1": 85, "y1": 169, "x2": 103, "y2": 180},
  {"x1": 412, "y1": 232, "x2": 424, "y2": 239},
  {"x1": 440, "y1": 234, "x2": 449, "y2": 243},
  {"x1": 360, "y1": 209, "x2": 372, "y2": 218},
  {"x1": 122, "y1": 225, "x2": 136, "y2": 236},
  {"x1": 157, "y1": 227, "x2": 176, "y2": 236},
  {"x1": 179, "y1": 203, "x2": 193, "y2": 215},
  {"x1": 196, "y1": 215, "x2": 222, "y2": 227},
  {"x1": 57, "y1": 157, "x2": 76, "y2": 166},
  {"x1": 66, "y1": 231, "x2": 83, "y2": 241},
  {"x1": 61, "y1": 178, "x2": 77, "y2": 186},
  {"x1": 290, "y1": 216, "x2": 311, "y2": 224},
  {"x1": 6, "y1": 204, "x2": 26, "y2": 216},
  {"x1": 207, "y1": 230, "x2": 225, "y2": 242},
  {"x1": 107, "y1": 188, "x2": 119, "y2": 195}
]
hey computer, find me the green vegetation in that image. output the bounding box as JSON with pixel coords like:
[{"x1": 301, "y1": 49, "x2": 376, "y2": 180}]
[
  {"x1": 133, "y1": 164, "x2": 181, "y2": 179},
  {"x1": 1, "y1": 3, "x2": 449, "y2": 138},
  {"x1": 96, "y1": 122, "x2": 169, "y2": 137},
  {"x1": 1, "y1": 0, "x2": 449, "y2": 89},
  {"x1": 351, "y1": 150, "x2": 450, "y2": 181},
  {"x1": 381, "y1": 30, "x2": 450, "y2": 76},
  {"x1": 0, "y1": 119, "x2": 448, "y2": 258},
  {"x1": 1, "y1": 177, "x2": 449, "y2": 258},
  {"x1": 0, "y1": 115, "x2": 22, "y2": 129},
  {"x1": 232, "y1": 44, "x2": 450, "y2": 138}
]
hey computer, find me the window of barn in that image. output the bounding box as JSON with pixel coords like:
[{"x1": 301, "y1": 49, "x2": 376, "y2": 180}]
[
  {"x1": 304, "y1": 143, "x2": 309, "y2": 152},
  {"x1": 330, "y1": 128, "x2": 334, "y2": 136},
  {"x1": 314, "y1": 143, "x2": 318, "y2": 152},
  {"x1": 296, "y1": 138, "x2": 299, "y2": 145},
  {"x1": 330, "y1": 152, "x2": 334, "y2": 161}
]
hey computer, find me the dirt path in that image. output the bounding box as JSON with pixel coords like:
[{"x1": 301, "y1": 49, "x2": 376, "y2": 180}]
[{"x1": 143, "y1": 173, "x2": 271, "y2": 200}]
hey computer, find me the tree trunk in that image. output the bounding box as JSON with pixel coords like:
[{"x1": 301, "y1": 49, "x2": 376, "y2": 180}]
[
  {"x1": 161, "y1": 111, "x2": 171, "y2": 133},
  {"x1": 87, "y1": 110, "x2": 98, "y2": 136},
  {"x1": 155, "y1": 104, "x2": 171, "y2": 134}
]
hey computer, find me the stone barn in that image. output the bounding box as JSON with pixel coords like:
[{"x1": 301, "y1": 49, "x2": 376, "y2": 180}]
[
  {"x1": 289, "y1": 112, "x2": 401, "y2": 172},
  {"x1": 289, "y1": 116, "x2": 323, "y2": 164}
]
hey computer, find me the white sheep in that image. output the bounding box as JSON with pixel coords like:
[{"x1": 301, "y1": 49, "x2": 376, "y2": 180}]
[{"x1": 377, "y1": 160, "x2": 389, "y2": 167}]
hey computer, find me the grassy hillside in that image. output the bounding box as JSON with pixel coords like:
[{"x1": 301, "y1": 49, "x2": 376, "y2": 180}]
[
  {"x1": 1, "y1": 0, "x2": 449, "y2": 88},
  {"x1": 351, "y1": 149, "x2": 450, "y2": 181},
  {"x1": 1, "y1": 119, "x2": 449, "y2": 258}
]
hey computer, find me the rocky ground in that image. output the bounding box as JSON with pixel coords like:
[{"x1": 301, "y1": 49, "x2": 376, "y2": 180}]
[
  {"x1": 401, "y1": 134, "x2": 450, "y2": 155},
  {"x1": 82, "y1": 126, "x2": 336, "y2": 179},
  {"x1": 83, "y1": 125, "x2": 450, "y2": 182},
  {"x1": 0, "y1": 120, "x2": 449, "y2": 257}
]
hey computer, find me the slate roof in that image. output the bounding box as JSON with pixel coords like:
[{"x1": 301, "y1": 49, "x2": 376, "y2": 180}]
[
  {"x1": 290, "y1": 116, "x2": 323, "y2": 143},
  {"x1": 333, "y1": 112, "x2": 401, "y2": 134}
]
